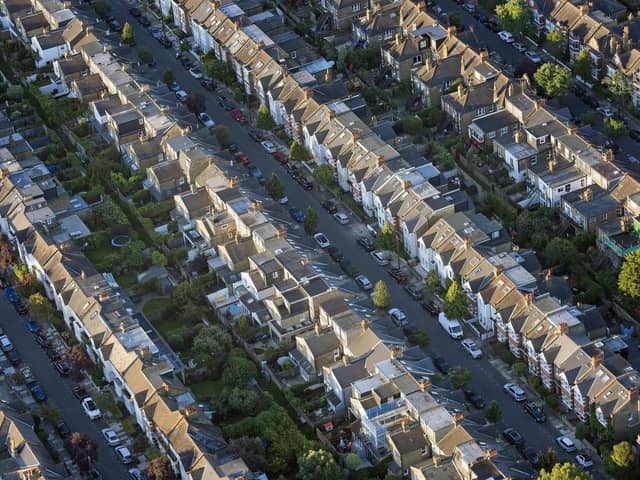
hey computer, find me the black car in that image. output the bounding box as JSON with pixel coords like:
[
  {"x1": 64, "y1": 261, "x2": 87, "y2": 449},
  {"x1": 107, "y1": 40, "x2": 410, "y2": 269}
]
[
  {"x1": 47, "y1": 349, "x2": 61, "y2": 361},
  {"x1": 327, "y1": 246, "x2": 344, "y2": 262},
  {"x1": 218, "y1": 95, "x2": 233, "y2": 110},
  {"x1": 53, "y1": 359, "x2": 70, "y2": 376},
  {"x1": 72, "y1": 385, "x2": 88, "y2": 400},
  {"x1": 200, "y1": 79, "x2": 216, "y2": 91},
  {"x1": 137, "y1": 15, "x2": 151, "y2": 26},
  {"x1": 159, "y1": 37, "x2": 172, "y2": 48},
  {"x1": 523, "y1": 448, "x2": 540, "y2": 467},
  {"x1": 339, "y1": 259, "x2": 359, "y2": 277},
  {"x1": 357, "y1": 236, "x2": 375, "y2": 252},
  {"x1": 14, "y1": 301, "x2": 28, "y2": 316},
  {"x1": 55, "y1": 421, "x2": 71, "y2": 438},
  {"x1": 404, "y1": 284, "x2": 423, "y2": 300},
  {"x1": 248, "y1": 130, "x2": 263, "y2": 142},
  {"x1": 128, "y1": 6, "x2": 141, "y2": 16},
  {"x1": 503, "y1": 428, "x2": 524, "y2": 449},
  {"x1": 463, "y1": 389, "x2": 485, "y2": 408},
  {"x1": 321, "y1": 200, "x2": 338, "y2": 214},
  {"x1": 631, "y1": 129, "x2": 640, "y2": 142},
  {"x1": 420, "y1": 300, "x2": 439, "y2": 315},
  {"x1": 388, "y1": 267, "x2": 408, "y2": 284},
  {"x1": 286, "y1": 164, "x2": 299, "y2": 177},
  {"x1": 524, "y1": 402, "x2": 546, "y2": 423},
  {"x1": 108, "y1": 20, "x2": 123, "y2": 32},
  {"x1": 584, "y1": 95, "x2": 599, "y2": 108},
  {"x1": 433, "y1": 355, "x2": 449, "y2": 375},
  {"x1": 34, "y1": 333, "x2": 49, "y2": 349},
  {"x1": 6, "y1": 349, "x2": 20, "y2": 365}
]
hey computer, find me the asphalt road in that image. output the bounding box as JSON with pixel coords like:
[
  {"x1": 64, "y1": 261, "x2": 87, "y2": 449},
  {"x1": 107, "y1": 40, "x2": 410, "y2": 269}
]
[
  {"x1": 105, "y1": 2, "x2": 607, "y2": 475},
  {"x1": 0, "y1": 298, "x2": 131, "y2": 480}
]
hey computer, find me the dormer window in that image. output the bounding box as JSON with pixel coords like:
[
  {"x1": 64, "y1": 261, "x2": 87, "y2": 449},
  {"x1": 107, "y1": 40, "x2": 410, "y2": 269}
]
[
  {"x1": 413, "y1": 55, "x2": 422, "y2": 65},
  {"x1": 352, "y1": 3, "x2": 360, "y2": 11},
  {"x1": 384, "y1": 30, "x2": 393, "y2": 40}
]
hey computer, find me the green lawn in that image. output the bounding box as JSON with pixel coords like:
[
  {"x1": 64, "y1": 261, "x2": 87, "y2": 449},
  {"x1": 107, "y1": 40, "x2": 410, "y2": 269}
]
[
  {"x1": 142, "y1": 297, "x2": 172, "y2": 321},
  {"x1": 143, "y1": 297, "x2": 184, "y2": 338},
  {"x1": 190, "y1": 379, "x2": 224, "y2": 401}
]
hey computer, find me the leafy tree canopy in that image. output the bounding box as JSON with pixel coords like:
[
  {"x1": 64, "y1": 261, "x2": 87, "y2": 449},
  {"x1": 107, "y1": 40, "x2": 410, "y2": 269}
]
[{"x1": 534, "y1": 63, "x2": 571, "y2": 98}]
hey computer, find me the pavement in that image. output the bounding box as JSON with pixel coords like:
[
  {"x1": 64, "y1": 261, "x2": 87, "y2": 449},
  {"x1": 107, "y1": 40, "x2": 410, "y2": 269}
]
[
  {"x1": 0, "y1": 296, "x2": 133, "y2": 480},
  {"x1": 101, "y1": 1, "x2": 610, "y2": 475}
]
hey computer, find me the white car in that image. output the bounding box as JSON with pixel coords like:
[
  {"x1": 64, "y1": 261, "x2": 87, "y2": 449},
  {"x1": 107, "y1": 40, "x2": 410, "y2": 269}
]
[
  {"x1": 198, "y1": 112, "x2": 215, "y2": 128},
  {"x1": 498, "y1": 30, "x2": 514, "y2": 43},
  {"x1": 575, "y1": 453, "x2": 593, "y2": 468},
  {"x1": 101, "y1": 428, "x2": 120, "y2": 446},
  {"x1": 81, "y1": 398, "x2": 102, "y2": 420},
  {"x1": 175, "y1": 90, "x2": 188, "y2": 102},
  {"x1": 260, "y1": 140, "x2": 277, "y2": 153},
  {"x1": 0, "y1": 335, "x2": 13, "y2": 352},
  {"x1": 503, "y1": 383, "x2": 526, "y2": 402},
  {"x1": 188, "y1": 67, "x2": 203, "y2": 79},
  {"x1": 512, "y1": 42, "x2": 526, "y2": 52},
  {"x1": 128, "y1": 468, "x2": 144, "y2": 480},
  {"x1": 597, "y1": 106, "x2": 614, "y2": 118},
  {"x1": 388, "y1": 308, "x2": 408, "y2": 327},
  {"x1": 115, "y1": 446, "x2": 133, "y2": 464},
  {"x1": 461, "y1": 338, "x2": 482, "y2": 359},
  {"x1": 333, "y1": 212, "x2": 349, "y2": 224},
  {"x1": 313, "y1": 233, "x2": 330, "y2": 248},
  {"x1": 525, "y1": 50, "x2": 542, "y2": 63},
  {"x1": 279, "y1": 196, "x2": 289, "y2": 204},
  {"x1": 371, "y1": 250, "x2": 389, "y2": 266},
  {"x1": 355, "y1": 275, "x2": 373, "y2": 291},
  {"x1": 556, "y1": 436, "x2": 577, "y2": 452}
]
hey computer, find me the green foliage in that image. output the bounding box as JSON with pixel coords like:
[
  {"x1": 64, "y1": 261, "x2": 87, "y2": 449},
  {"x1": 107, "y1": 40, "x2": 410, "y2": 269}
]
[
  {"x1": 425, "y1": 270, "x2": 442, "y2": 294},
  {"x1": 138, "y1": 48, "x2": 153, "y2": 65},
  {"x1": 290, "y1": 141, "x2": 312, "y2": 162},
  {"x1": 604, "y1": 117, "x2": 628, "y2": 139},
  {"x1": 607, "y1": 441, "x2": 637, "y2": 475},
  {"x1": 297, "y1": 449, "x2": 344, "y2": 480},
  {"x1": 583, "y1": 111, "x2": 595, "y2": 125},
  {"x1": 213, "y1": 124, "x2": 230, "y2": 147},
  {"x1": 515, "y1": 207, "x2": 553, "y2": 249},
  {"x1": 573, "y1": 49, "x2": 594, "y2": 81},
  {"x1": 376, "y1": 222, "x2": 399, "y2": 251},
  {"x1": 6, "y1": 85, "x2": 23, "y2": 101},
  {"x1": 603, "y1": 72, "x2": 632, "y2": 110},
  {"x1": 304, "y1": 207, "x2": 318, "y2": 234},
  {"x1": 485, "y1": 400, "x2": 502, "y2": 424},
  {"x1": 372, "y1": 280, "x2": 391, "y2": 309},
  {"x1": 162, "y1": 69, "x2": 175, "y2": 86},
  {"x1": 172, "y1": 279, "x2": 207, "y2": 306},
  {"x1": 192, "y1": 325, "x2": 231, "y2": 357},
  {"x1": 544, "y1": 237, "x2": 578, "y2": 270},
  {"x1": 539, "y1": 462, "x2": 592, "y2": 480},
  {"x1": 417, "y1": 107, "x2": 447, "y2": 128},
  {"x1": 448, "y1": 366, "x2": 472, "y2": 389},
  {"x1": 512, "y1": 361, "x2": 527, "y2": 378},
  {"x1": 545, "y1": 30, "x2": 565, "y2": 58},
  {"x1": 266, "y1": 174, "x2": 285, "y2": 200},
  {"x1": 27, "y1": 293, "x2": 55, "y2": 322},
  {"x1": 345, "y1": 453, "x2": 361, "y2": 470},
  {"x1": 407, "y1": 329, "x2": 429, "y2": 347},
  {"x1": 495, "y1": 0, "x2": 531, "y2": 34},
  {"x1": 619, "y1": 250, "x2": 640, "y2": 298},
  {"x1": 121, "y1": 22, "x2": 135, "y2": 45},
  {"x1": 442, "y1": 279, "x2": 469, "y2": 320},
  {"x1": 537, "y1": 448, "x2": 559, "y2": 472},
  {"x1": 401, "y1": 116, "x2": 423, "y2": 135},
  {"x1": 225, "y1": 387, "x2": 260, "y2": 414},
  {"x1": 222, "y1": 355, "x2": 258, "y2": 386},
  {"x1": 534, "y1": 63, "x2": 571, "y2": 98},
  {"x1": 93, "y1": 0, "x2": 111, "y2": 17},
  {"x1": 151, "y1": 250, "x2": 168, "y2": 267},
  {"x1": 256, "y1": 105, "x2": 275, "y2": 130},
  {"x1": 229, "y1": 437, "x2": 267, "y2": 472},
  {"x1": 313, "y1": 164, "x2": 334, "y2": 186},
  {"x1": 203, "y1": 58, "x2": 235, "y2": 85},
  {"x1": 337, "y1": 47, "x2": 380, "y2": 72}
]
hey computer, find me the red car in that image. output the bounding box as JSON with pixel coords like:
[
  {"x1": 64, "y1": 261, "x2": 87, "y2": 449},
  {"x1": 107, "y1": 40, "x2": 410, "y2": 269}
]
[
  {"x1": 230, "y1": 109, "x2": 247, "y2": 124},
  {"x1": 233, "y1": 152, "x2": 251, "y2": 165},
  {"x1": 273, "y1": 151, "x2": 288, "y2": 164}
]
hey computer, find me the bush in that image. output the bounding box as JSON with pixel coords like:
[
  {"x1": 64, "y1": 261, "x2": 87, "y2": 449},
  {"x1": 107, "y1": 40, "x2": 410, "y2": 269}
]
[
  {"x1": 512, "y1": 362, "x2": 527, "y2": 378},
  {"x1": 545, "y1": 395, "x2": 560, "y2": 411},
  {"x1": 492, "y1": 342, "x2": 516, "y2": 366},
  {"x1": 527, "y1": 375, "x2": 541, "y2": 389}
]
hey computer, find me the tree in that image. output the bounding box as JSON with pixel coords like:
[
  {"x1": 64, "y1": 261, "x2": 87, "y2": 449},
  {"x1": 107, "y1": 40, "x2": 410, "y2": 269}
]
[
  {"x1": 604, "y1": 117, "x2": 628, "y2": 139},
  {"x1": 93, "y1": 0, "x2": 111, "y2": 18},
  {"x1": 609, "y1": 441, "x2": 636, "y2": 471},
  {"x1": 27, "y1": 293, "x2": 54, "y2": 322},
  {"x1": 512, "y1": 361, "x2": 527, "y2": 377},
  {"x1": 619, "y1": 250, "x2": 640, "y2": 298},
  {"x1": 538, "y1": 462, "x2": 592, "y2": 480},
  {"x1": 603, "y1": 72, "x2": 632, "y2": 114},
  {"x1": 256, "y1": 105, "x2": 275, "y2": 130},
  {"x1": 186, "y1": 92, "x2": 206, "y2": 121},
  {"x1": 172, "y1": 279, "x2": 206, "y2": 306},
  {"x1": 537, "y1": 448, "x2": 558, "y2": 472},
  {"x1": 222, "y1": 355, "x2": 258, "y2": 386},
  {"x1": 163, "y1": 69, "x2": 175, "y2": 86},
  {"x1": 425, "y1": 270, "x2": 441, "y2": 293},
  {"x1": 297, "y1": 449, "x2": 344, "y2": 480},
  {"x1": 345, "y1": 453, "x2": 361, "y2": 470},
  {"x1": 407, "y1": 329, "x2": 430, "y2": 347},
  {"x1": 290, "y1": 141, "x2": 312, "y2": 162},
  {"x1": 372, "y1": 280, "x2": 391, "y2": 309},
  {"x1": 229, "y1": 437, "x2": 266, "y2": 471},
  {"x1": 314, "y1": 164, "x2": 334, "y2": 186},
  {"x1": 13, "y1": 263, "x2": 31, "y2": 285},
  {"x1": 495, "y1": 0, "x2": 531, "y2": 34},
  {"x1": 402, "y1": 116, "x2": 423, "y2": 135},
  {"x1": 448, "y1": 366, "x2": 472, "y2": 389},
  {"x1": 442, "y1": 279, "x2": 469, "y2": 320},
  {"x1": 0, "y1": 234, "x2": 14, "y2": 269},
  {"x1": 304, "y1": 207, "x2": 318, "y2": 234},
  {"x1": 65, "y1": 432, "x2": 98, "y2": 474},
  {"x1": 192, "y1": 325, "x2": 231, "y2": 357},
  {"x1": 39, "y1": 405, "x2": 62, "y2": 426},
  {"x1": 146, "y1": 457, "x2": 176, "y2": 480},
  {"x1": 485, "y1": 400, "x2": 502, "y2": 425},
  {"x1": 66, "y1": 344, "x2": 91, "y2": 381},
  {"x1": 151, "y1": 250, "x2": 168, "y2": 267},
  {"x1": 544, "y1": 237, "x2": 578, "y2": 270},
  {"x1": 226, "y1": 387, "x2": 259, "y2": 413},
  {"x1": 545, "y1": 30, "x2": 565, "y2": 58},
  {"x1": 376, "y1": 222, "x2": 398, "y2": 251},
  {"x1": 138, "y1": 48, "x2": 153, "y2": 65},
  {"x1": 534, "y1": 63, "x2": 570, "y2": 98},
  {"x1": 573, "y1": 49, "x2": 594, "y2": 82},
  {"x1": 121, "y1": 22, "x2": 135, "y2": 45},
  {"x1": 266, "y1": 174, "x2": 285, "y2": 200},
  {"x1": 203, "y1": 58, "x2": 234, "y2": 85},
  {"x1": 583, "y1": 110, "x2": 595, "y2": 125},
  {"x1": 213, "y1": 124, "x2": 230, "y2": 147}
]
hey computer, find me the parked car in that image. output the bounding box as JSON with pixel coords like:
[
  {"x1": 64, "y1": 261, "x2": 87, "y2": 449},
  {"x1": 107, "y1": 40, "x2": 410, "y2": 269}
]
[
  {"x1": 525, "y1": 50, "x2": 542, "y2": 64},
  {"x1": 524, "y1": 448, "x2": 540, "y2": 467},
  {"x1": 388, "y1": 268, "x2": 408, "y2": 283},
  {"x1": 20, "y1": 366, "x2": 35, "y2": 384},
  {"x1": 321, "y1": 200, "x2": 338, "y2": 213},
  {"x1": 370, "y1": 250, "x2": 389, "y2": 266},
  {"x1": 14, "y1": 300, "x2": 27, "y2": 315},
  {"x1": 34, "y1": 333, "x2": 48, "y2": 349},
  {"x1": 198, "y1": 113, "x2": 215, "y2": 128},
  {"x1": 524, "y1": 402, "x2": 546, "y2": 423},
  {"x1": 175, "y1": 90, "x2": 188, "y2": 102},
  {"x1": 420, "y1": 300, "x2": 439, "y2": 315},
  {"x1": 53, "y1": 359, "x2": 70, "y2": 376},
  {"x1": 102, "y1": 428, "x2": 121, "y2": 446},
  {"x1": 81, "y1": 398, "x2": 102, "y2": 420},
  {"x1": 357, "y1": 236, "x2": 375, "y2": 252},
  {"x1": 503, "y1": 428, "x2": 524, "y2": 449},
  {"x1": 128, "y1": 468, "x2": 145, "y2": 480},
  {"x1": 462, "y1": 2, "x2": 476, "y2": 12},
  {"x1": 326, "y1": 246, "x2": 344, "y2": 262},
  {"x1": 404, "y1": 284, "x2": 423, "y2": 300},
  {"x1": 6, "y1": 350, "x2": 20, "y2": 365},
  {"x1": 388, "y1": 308, "x2": 408, "y2": 327},
  {"x1": 503, "y1": 383, "x2": 526, "y2": 402},
  {"x1": 498, "y1": 30, "x2": 514, "y2": 43},
  {"x1": 438, "y1": 313, "x2": 463, "y2": 339},
  {"x1": 339, "y1": 259, "x2": 359, "y2": 277},
  {"x1": 260, "y1": 140, "x2": 277, "y2": 153},
  {"x1": 0, "y1": 335, "x2": 13, "y2": 352},
  {"x1": 512, "y1": 42, "x2": 526, "y2": 52},
  {"x1": 30, "y1": 385, "x2": 46, "y2": 402},
  {"x1": 433, "y1": 355, "x2": 450, "y2": 374},
  {"x1": 297, "y1": 177, "x2": 314, "y2": 190},
  {"x1": 108, "y1": 20, "x2": 123, "y2": 32},
  {"x1": 248, "y1": 130, "x2": 263, "y2": 142},
  {"x1": 128, "y1": 7, "x2": 141, "y2": 16},
  {"x1": 5, "y1": 288, "x2": 18, "y2": 303},
  {"x1": 461, "y1": 338, "x2": 482, "y2": 358},
  {"x1": 23, "y1": 316, "x2": 39, "y2": 333},
  {"x1": 73, "y1": 386, "x2": 88, "y2": 400},
  {"x1": 273, "y1": 152, "x2": 288, "y2": 164},
  {"x1": 217, "y1": 95, "x2": 233, "y2": 110},
  {"x1": 333, "y1": 212, "x2": 349, "y2": 224},
  {"x1": 556, "y1": 436, "x2": 577, "y2": 452},
  {"x1": 168, "y1": 82, "x2": 181, "y2": 92},
  {"x1": 597, "y1": 106, "x2": 614, "y2": 118},
  {"x1": 575, "y1": 453, "x2": 593, "y2": 468},
  {"x1": 355, "y1": 275, "x2": 373, "y2": 291},
  {"x1": 230, "y1": 108, "x2": 246, "y2": 124},
  {"x1": 189, "y1": 67, "x2": 203, "y2": 79},
  {"x1": 200, "y1": 79, "x2": 216, "y2": 91},
  {"x1": 55, "y1": 421, "x2": 70, "y2": 438},
  {"x1": 463, "y1": 389, "x2": 485, "y2": 408},
  {"x1": 289, "y1": 207, "x2": 305, "y2": 222},
  {"x1": 115, "y1": 446, "x2": 133, "y2": 464},
  {"x1": 247, "y1": 165, "x2": 263, "y2": 179},
  {"x1": 138, "y1": 15, "x2": 151, "y2": 27},
  {"x1": 313, "y1": 233, "x2": 330, "y2": 248}
]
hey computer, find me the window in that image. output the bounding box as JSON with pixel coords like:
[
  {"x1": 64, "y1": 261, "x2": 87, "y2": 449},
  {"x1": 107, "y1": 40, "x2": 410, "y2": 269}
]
[
  {"x1": 419, "y1": 40, "x2": 427, "y2": 50},
  {"x1": 539, "y1": 137, "x2": 546, "y2": 144},
  {"x1": 272, "y1": 272, "x2": 278, "y2": 279},
  {"x1": 580, "y1": 178, "x2": 585, "y2": 187},
  {"x1": 500, "y1": 126, "x2": 509, "y2": 135},
  {"x1": 488, "y1": 131, "x2": 496, "y2": 139},
  {"x1": 413, "y1": 55, "x2": 422, "y2": 65},
  {"x1": 565, "y1": 184, "x2": 571, "y2": 192},
  {"x1": 476, "y1": 107, "x2": 485, "y2": 116},
  {"x1": 617, "y1": 207, "x2": 624, "y2": 217},
  {"x1": 383, "y1": 30, "x2": 393, "y2": 40},
  {"x1": 530, "y1": 157, "x2": 537, "y2": 166},
  {"x1": 352, "y1": 3, "x2": 360, "y2": 11},
  {"x1": 546, "y1": 150, "x2": 553, "y2": 159},
  {"x1": 291, "y1": 51, "x2": 297, "y2": 59},
  {"x1": 601, "y1": 212, "x2": 608, "y2": 221},
  {"x1": 557, "y1": 188, "x2": 564, "y2": 193}
]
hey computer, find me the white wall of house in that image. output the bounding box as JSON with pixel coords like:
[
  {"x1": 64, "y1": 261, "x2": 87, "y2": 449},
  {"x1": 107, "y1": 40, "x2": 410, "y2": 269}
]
[
  {"x1": 191, "y1": 21, "x2": 213, "y2": 53},
  {"x1": 31, "y1": 37, "x2": 68, "y2": 68}
]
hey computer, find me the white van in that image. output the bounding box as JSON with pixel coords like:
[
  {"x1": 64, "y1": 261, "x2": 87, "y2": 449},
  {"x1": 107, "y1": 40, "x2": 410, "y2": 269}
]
[
  {"x1": 175, "y1": 90, "x2": 188, "y2": 102},
  {"x1": 498, "y1": 31, "x2": 514, "y2": 43},
  {"x1": 438, "y1": 313, "x2": 463, "y2": 339}
]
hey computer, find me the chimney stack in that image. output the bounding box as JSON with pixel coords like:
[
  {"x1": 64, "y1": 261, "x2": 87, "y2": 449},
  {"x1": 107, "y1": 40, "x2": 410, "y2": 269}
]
[
  {"x1": 457, "y1": 84, "x2": 464, "y2": 98},
  {"x1": 352, "y1": 129, "x2": 362, "y2": 142},
  {"x1": 559, "y1": 321, "x2": 569, "y2": 335},
  {"x1": 325, "y1": 67, "x2": 332, "y2": 82},
  {"x1": 304, "y1": 87, "x2": 313, "y2": 100},
  {"x1": 452, "y1": 412, "x2": 464, "y2": 426},
  {"x1": 479, "y1": 48, "x2": 489, "y2": 61},
  {"x1": 361, "y1": 319, "x2": 367, "y2": 331},
  {"x1": 582, "y1": 186, "x2": 593, "y2": 202},
  {"x1": 548, "y1": 159, "x2": 556, "y2": 173},
  {"x1": 579, "y1": 3, "x2": 589, "y2": 14},
  {"x1": 623, "y1": 25, "x2": 630, "y2": 49},
  {"x1": 376, "y1": 155, "x2": 385, "y2": 167},
  {"x1": 327, "y1": 109, "x2": 336, "y2": 122},
  {"x1": 365, "y1": 7, "x2": 371, "y2": 21},
  {"x1": 526, "y1": 292, "x2": 534, "y2": 305},
  {"x1": 315, "y1": 321, "x2": 321, "y2": 335},
  {"x1": 419, "y1": 378, "x2": 431, "y2": 391},
  {"x1": 403, "y1": 180, "x2": 412, "y2": 192},
  {"x1": 234, "y1": 20, "x2": 240, "y2": 31},
  {"x1": 395, "y1": 33, "x2": 401, "y2": 47},
  {"x1": 447, "y1": 25, "x2": 456, "y2": 38},
  {"x1": 591, "y1": 349, "x2": 604, "y2": 368},
  {"x1": 514, "y1": 130, "x2": 523, "y2": 143}
]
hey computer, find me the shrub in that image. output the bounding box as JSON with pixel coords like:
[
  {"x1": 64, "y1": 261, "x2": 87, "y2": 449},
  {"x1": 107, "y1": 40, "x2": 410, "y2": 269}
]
[{"x1": 545, "y1": 395, "x2": 560, "y2": 411}]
